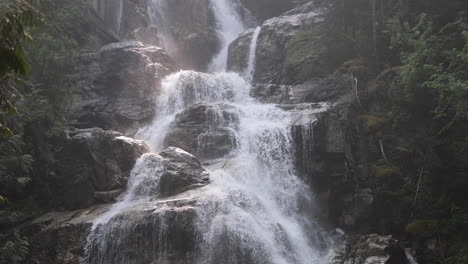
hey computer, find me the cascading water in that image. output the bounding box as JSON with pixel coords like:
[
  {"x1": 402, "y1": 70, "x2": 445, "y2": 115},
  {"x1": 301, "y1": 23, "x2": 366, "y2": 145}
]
[
  {"x1": 81, "y1": 1, "x2": 330, "y2": 263},
  {"x1": 244, "y1": 26, "x2": 262, "y2": 81},
  {"x1": 208, "y1": 0, "x2": 247, "y2": 72}
]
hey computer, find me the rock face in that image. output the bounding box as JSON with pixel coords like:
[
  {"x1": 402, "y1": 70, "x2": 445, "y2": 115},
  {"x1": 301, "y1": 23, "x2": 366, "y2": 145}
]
[
  {"x1": 21, "y1": 206, "x2": 108, "y2": 264},
  {"x1": 251, "y1": 73, "x2": 353, "y2": 104},
  {"x1": 240, "y1": 0, "x2": 294, "y2": 21},
  {"x1": 159, "y1": 147, "x2": 211, "y2": 197},
  {"x1": 328, "y1": 234, "x2": 409, "y2": 264},
  {"x1": 148, "y1": 0, "x2": 219, "y2": 70},
  {"x1": 67, "y1": 41, "x2": 176, "y2": 135},
  {"x1": 53, "y1": 128, "x2": 149, "y2": 210},
  {"x1": 228, "y1": 2, "x2": 353, "y2": 85},
  {"x1": 164, "y1": 103, "x2": 239, "y2": 160}
]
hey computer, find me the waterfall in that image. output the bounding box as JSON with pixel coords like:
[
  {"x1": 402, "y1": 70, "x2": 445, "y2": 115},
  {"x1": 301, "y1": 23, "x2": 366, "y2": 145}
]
[
  {"x1": 81, "y1": 1, "x2": 329, "y2": 263},
  {"x1": 136, "y1": 70, "x2": 325, "y2": 264},
  {"x1": 208, "y1": 0, "x2": 247, "y2": 72},
  {"x1": 244, "y1": 26, "x2": 261, "y2": 82}
]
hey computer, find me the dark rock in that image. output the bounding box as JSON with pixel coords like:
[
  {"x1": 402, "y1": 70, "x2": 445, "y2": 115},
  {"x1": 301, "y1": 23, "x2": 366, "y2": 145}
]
[
  {"x1": 54, "y1": 128, "x2": 149, "y2": 210},
  {"x1": 67, "y1": 41, "x2": 176, "y2": 135},
  {"x1": 164, "y1": 103, "x2": 239, "y2": 160},
  {"x1": 93, "y1": 189, "x2": 124, "y2": 203}
]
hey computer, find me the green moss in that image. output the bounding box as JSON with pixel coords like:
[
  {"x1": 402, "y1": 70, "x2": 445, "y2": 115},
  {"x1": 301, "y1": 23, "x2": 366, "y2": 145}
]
[
  {"x1": 285, "y1": 31, "x2": 320, "y2": 67},
  {"x1": 358, "y1": 114, "x2": 388, "y2": 131},
  {"x1": 405, "y1": 219, "x2": 438, "y2": 235},
  {"x1": 448, "y1": 245, "x2": 468, "y2": 264},
  {"x1": 374, "y1": 165, "x2": 400, "y2": 178}
]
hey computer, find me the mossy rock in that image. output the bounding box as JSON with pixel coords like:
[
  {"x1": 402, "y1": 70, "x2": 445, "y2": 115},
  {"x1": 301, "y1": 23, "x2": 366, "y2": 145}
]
[
  {"x1": 285, "y1": 31, "x2": 321, "y2": 67},
  {"x1": 283, "y1": 30, "x2": 325, "y2": 83},
  {"x1": 405, "y1": 219, "x2": 438, "y2": 235}
]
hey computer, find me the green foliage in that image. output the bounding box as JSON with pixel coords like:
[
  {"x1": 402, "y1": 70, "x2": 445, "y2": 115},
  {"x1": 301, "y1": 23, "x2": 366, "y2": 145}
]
[
  {"x1": 0, "y1": 229, "x2": 29, "y2": 264},
  {"x1": 0, "y1": 0, "x2": 43, "y2": 136}
]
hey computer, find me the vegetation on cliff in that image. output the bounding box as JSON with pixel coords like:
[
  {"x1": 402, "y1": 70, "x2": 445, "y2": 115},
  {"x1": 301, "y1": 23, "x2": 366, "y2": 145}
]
[{"x1": 320, "y1": 0, "x2": 468, "y2": 262}]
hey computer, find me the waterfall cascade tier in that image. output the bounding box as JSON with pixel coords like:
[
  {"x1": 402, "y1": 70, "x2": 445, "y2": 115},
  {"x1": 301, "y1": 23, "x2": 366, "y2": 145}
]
[{"x1": 82, "y1": 1, "x2": 330, "y2": 263}]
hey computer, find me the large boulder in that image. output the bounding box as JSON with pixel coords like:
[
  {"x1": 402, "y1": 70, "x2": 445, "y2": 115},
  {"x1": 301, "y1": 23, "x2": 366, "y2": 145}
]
[
  {"x1": 164, "y1": 103, "x2": 240, "y2": 160},
  {"x1": 52, "y1": 128, "x2": 149, "y2": 210},
  {"x1": 228, "y1": 2, "x2": 353, "y2": 85},
  {"x1": 67, "y1": 41, "x2": 176, "y2": 135}
]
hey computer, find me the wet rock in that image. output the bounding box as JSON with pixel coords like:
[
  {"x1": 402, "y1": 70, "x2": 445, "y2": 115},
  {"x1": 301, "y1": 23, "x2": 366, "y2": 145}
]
[
  {"x1": 84, "y1": 198, "x2": 200, "y2": 264},
  {"x1": 67, "y1": 41, "x2": 176, "y2": 135},
  {"x1": 164, "y1": 103, "x2": 239, "y2": 160},
  {"x1": 54, "y1": 128, "x2": 149, "y2": 210},
  {"x1": 159, "y1": 147, "x2": 211, "y2": 197},
  {"x1": 327, "y1": 234, "x2": 409, "y2": 264}
]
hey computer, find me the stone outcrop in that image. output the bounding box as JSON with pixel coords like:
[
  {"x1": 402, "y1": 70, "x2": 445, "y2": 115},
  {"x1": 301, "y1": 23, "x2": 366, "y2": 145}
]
[
  {"x1": 67, "y1": 41, "x2": 176, "y2": 135},
  {"x1": 52, "y1": 128, "x2": 149, "y2": 210},
  {"x1": 228, "y1": 2, "x2": 353, "y2": 85},
  {"x1": 164, "y1": 103, "x2": 239, "y2": 160}
]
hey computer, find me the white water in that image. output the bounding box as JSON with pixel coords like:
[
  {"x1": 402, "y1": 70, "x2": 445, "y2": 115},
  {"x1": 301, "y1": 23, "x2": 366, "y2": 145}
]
[
  {"x1": 208, "y1": 0, "x2": 247, "y2": 72},
  {"x1": 244, "y1": 26, "x2": 262, "y2": 81}
]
